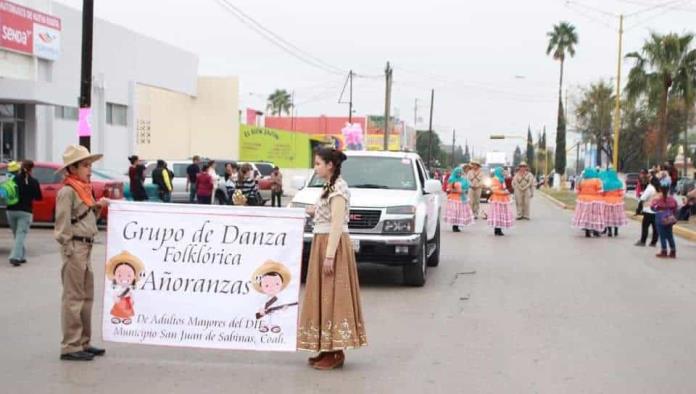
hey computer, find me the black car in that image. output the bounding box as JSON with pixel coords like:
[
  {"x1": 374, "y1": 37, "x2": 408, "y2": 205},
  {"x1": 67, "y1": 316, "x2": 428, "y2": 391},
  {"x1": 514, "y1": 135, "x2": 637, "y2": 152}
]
[{"x1": 625, "y1": 172, "x2": 640, "y2": 191}]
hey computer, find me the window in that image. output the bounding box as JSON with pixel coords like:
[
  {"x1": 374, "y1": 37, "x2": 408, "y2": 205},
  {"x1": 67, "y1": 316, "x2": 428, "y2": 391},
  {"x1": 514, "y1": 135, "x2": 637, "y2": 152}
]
[
  {"x1": 172, "y1": 164, "x2": 189, "y2": 178},
  {"x1": 106, "y1": 103, "x2": 128, "y2": 126},
  {"x1": 308, "y1": 157, "x2": 417, "y2": 191},
  {"x1": 54, "y1": 106, "x2": 78, "y2": 120},
  {"x1": 32, "y1": 167, "x2": 62, "y2": 184}
]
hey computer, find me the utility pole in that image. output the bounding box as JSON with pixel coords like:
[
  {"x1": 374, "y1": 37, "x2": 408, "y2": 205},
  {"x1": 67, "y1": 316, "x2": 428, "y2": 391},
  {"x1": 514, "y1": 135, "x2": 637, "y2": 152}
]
[
  {"x1": 611, "y1": 14, "x2": 624, "y2": 170},
  {"x1": 383, "y1": 62, "x2": 393, "y2": 151},
  {"x1": 451, "y1": 129, "x2": 456, "y2": 167},
  {"x1": 348, "y1": 70, "x2": 353, "y2": 123},
  {"x1": 78, "y1": 0, "x2": 94, "y2": 150},
  {"x1": 427, "y1": 89, "x2": 435, "y2": 168},
  {"x1": 414, "y1": 98, "x2": 418, "y2": 129}
]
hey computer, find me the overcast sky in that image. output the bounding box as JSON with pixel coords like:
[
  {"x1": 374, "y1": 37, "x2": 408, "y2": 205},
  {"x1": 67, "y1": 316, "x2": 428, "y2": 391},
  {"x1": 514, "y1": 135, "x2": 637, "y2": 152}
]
[{"x1": 56, "y1": 0, "x2": 696, "y2": 157}]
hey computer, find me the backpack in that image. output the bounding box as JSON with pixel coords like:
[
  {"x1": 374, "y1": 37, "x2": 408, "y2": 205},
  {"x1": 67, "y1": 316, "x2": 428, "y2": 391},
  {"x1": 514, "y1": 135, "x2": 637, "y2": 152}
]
[{"x1": 0, "y1": 174, "x2": 19, "y2": 206}]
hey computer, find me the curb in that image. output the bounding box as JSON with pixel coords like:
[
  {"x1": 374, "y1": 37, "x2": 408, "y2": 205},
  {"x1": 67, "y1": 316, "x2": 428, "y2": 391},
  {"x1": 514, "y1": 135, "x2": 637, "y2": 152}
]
[
  {"x1": 539, "y1": 191, "x2": 569, "y2": 210},
  {"x1": 627, "y1": 213, "x2": 696, "y2": 242}
]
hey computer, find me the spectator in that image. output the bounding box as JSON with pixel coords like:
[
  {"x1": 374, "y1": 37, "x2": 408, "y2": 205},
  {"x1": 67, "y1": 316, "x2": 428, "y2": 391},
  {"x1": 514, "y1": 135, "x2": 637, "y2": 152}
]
[
  {"x1": 196, "y1": 163, "x2": 214, "y2": 204},
  {"x1": 636, "y1": 169, "x2": 648, "y2": 199},
  {"x1": 223, "y1": 162, "x2": 239, "y2": 204},
  {"x1": 236, "y1": 163, "x2": 261, "y2": 206},
  {"x1": 186, "y1": 156, "x2": 201, "y2": 203},
  {"x1": 128, "y1": 155, "x2": 148, "y2": 201},
  {"x1": 270, "y1": 166, "x2": 283, "y2": 207},
  {"x1": 6, "y1": 160, "x2": 42, "y2": 266},
  {"x1": 152, "y1": 160, "x2": 174, "y2": 202},
  {"x1": 652, "y1": 179, "x2": 678, "y2": 259},
  {"x1": 635, "y1": 176, "x2": 660, "y2": 247}
]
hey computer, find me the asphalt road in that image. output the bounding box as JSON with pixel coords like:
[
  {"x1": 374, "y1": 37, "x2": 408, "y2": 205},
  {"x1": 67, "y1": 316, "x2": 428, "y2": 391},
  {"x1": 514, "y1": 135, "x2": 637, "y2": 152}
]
[{"x1": 1, "y1": 196, "x2": 695, "y2": 394}]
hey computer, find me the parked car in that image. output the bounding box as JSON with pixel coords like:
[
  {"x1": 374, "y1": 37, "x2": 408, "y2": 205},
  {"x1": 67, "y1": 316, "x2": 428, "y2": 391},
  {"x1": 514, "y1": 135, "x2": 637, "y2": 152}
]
[
  {"x1": 290, "y1": 151, "x2": 442, "y2": 287},
  {"x1": 0, "y1": 162, "x2": 124, "y2": 226},
  {"x1": 91, "y1": 168, "x2": 161, "y2": 202},
  {"x1": 624, "y1": 172, "x2": 640, "y2": 191},
  {"x1": 142, "y1": 160, "x2": 193, "y2": 203}
]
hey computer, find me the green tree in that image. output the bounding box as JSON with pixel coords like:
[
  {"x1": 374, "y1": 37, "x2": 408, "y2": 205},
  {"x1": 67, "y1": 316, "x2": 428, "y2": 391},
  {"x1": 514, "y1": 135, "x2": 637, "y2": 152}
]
[
  {"x1": 513, "y1": 146, "x2": 523, "y2": 167},
  {"x1": 526, "y1": 127, "x2": 536, "y2": 173},
  {"x1": 266, "y1": 89, "x2": 293, "y2": 116},
  {"x1": 576, "y1": 81, "x2": 614, "y2": 167},
  {"x1": 625, "y1": 33, "x2": 696, "y2": 162},
  {"x1": 547, "y1": 21, "x2": 578, "y2": 175},
  {"x1": 416, "y1": 130, "x2": 443, "y2": 168},
  {"x1": 463, "y1": 143, "x2": 471, "y2": 164}
]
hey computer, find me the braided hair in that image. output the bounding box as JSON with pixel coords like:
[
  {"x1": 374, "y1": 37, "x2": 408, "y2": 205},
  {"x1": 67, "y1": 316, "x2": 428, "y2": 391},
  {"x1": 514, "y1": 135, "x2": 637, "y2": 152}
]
[{"x1": 316, "y1": 147, "x2": 348, "y2": 199}]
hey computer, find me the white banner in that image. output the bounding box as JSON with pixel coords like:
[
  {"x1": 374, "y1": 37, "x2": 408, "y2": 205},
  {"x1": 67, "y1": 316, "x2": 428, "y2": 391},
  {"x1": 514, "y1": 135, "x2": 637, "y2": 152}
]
[{"x1": 102, "y1": 201, "x2": 305, "y2": 352}]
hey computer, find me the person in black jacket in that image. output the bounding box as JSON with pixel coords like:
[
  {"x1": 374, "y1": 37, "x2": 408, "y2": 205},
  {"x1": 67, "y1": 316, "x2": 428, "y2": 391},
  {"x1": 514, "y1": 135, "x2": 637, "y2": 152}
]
[
  {"x1": 151, "y1": 160, "x2": 174, "y2": 202},
  {"x1": 7, "y1": 160, "x2": 42, "y2": 266}
]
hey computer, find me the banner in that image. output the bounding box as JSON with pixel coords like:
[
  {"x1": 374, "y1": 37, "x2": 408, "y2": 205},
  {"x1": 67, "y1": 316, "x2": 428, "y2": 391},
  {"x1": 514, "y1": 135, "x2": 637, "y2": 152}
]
[
  {"x1": 102, "y1": 201, "x2": 305, "y2": 352},
  {"x1": 0, "y1": 0, "x2": 61, "y2": 60}
]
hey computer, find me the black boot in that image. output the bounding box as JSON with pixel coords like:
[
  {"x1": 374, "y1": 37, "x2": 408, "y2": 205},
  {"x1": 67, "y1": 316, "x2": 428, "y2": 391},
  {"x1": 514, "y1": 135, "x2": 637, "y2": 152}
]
[
  {"x1": 585, "y1": 230, "x2": 591, "y2": 238},
  {"x1": 453, "y1": 226, "x2": 461, "y2": 233},
  {"x1": 593, "y1": 231, "x2": 601, "y2": 238},
  {"x1": 613, "y1": 227, "x2": 619, "y2": 237},
  {"x1": 607, "y1": 227, "x2": 613, "y2": 237}
]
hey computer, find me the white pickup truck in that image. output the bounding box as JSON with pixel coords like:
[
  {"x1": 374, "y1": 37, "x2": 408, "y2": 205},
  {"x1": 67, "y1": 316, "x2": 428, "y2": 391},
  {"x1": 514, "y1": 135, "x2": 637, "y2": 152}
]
[{"x1": 290, "y1": 151, "x2": 443, "y2": 286}]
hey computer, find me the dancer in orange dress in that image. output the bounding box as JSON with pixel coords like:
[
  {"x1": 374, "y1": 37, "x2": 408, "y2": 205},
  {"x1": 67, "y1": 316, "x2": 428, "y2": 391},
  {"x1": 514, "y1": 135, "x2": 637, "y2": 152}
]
[{"x1": 572, "y1": 168, "x2": 605, "y2": 238}]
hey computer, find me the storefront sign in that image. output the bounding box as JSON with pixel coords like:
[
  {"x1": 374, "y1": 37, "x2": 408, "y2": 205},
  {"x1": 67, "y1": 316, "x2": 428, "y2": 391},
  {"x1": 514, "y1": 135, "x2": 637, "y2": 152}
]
[
  {"x1": 0, "y1": 0, "x2": 61, "y2": 60},
  {"x1": 102, "y1": 201, "x2": 304, "y2": 351},
  {"x1": 240, "y1": 125, "x2": 315, "y2": 168}
]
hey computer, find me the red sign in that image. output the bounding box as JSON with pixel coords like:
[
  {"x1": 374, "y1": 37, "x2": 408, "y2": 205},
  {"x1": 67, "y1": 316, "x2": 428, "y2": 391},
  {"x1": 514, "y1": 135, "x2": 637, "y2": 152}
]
[{"x1": 0, "y1": 0, "x2": 61, "y2": 60}]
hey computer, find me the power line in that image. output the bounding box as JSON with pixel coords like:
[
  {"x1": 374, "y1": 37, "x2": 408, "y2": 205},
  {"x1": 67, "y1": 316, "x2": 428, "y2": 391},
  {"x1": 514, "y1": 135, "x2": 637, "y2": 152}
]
[{"x1": 214, "y1": 0, "x2": 344, "y2": 75}]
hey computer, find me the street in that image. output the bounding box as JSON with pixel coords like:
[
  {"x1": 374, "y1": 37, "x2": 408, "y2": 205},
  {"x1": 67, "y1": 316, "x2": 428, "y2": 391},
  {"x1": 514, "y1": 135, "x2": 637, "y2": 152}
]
[{"x1": 1, "y1": 196, "x2": 696, "y2": 394}]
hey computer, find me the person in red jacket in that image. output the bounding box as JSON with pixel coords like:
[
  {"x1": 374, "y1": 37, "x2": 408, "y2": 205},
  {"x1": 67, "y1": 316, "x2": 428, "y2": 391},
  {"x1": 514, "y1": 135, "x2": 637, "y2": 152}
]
[{"x1": 196, "y1": 163, "x2": 215, "y2": 204}]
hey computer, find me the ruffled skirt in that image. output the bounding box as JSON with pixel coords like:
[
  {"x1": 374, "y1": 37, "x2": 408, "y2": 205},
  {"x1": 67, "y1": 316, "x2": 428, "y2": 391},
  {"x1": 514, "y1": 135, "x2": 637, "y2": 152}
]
[
  {"x1": 487, "y1": 201, "x2": 514, "y2": 228},
  {"x1": 572, "y1": 200, "x2": 606, "y2": 231},
  {"x1": 444, "y1": 200, "x2": 475, "y2": 227}
]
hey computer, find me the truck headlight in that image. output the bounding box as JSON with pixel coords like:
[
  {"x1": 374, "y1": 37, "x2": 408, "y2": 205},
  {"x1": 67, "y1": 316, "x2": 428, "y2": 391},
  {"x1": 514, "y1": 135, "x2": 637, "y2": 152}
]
[
  {"x1": 383, "y1": 219, "x2": 414, "y2": 234},
  {"x1": 483, "y1": 178, "x2": 492, "y2": 188},
  {"x1": 386, "y1": 205, "x2": 416, "y2": 214}
]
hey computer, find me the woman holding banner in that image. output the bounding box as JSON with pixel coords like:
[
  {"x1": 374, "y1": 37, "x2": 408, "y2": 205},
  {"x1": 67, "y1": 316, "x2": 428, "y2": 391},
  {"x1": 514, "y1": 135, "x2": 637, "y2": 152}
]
[{"x1": 297, "y1": 147, "x2": 367, "y2": 370}]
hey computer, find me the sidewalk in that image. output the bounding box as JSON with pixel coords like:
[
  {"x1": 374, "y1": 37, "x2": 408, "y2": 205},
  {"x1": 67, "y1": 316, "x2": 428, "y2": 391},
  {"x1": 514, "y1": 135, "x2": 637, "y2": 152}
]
[{"x1": 540, "y1": 189, "x2": 696, "y2": 242}]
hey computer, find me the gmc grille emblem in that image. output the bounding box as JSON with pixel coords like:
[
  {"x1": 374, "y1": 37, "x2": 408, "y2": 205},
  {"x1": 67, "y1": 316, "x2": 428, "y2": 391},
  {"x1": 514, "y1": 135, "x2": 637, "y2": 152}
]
[{"x1": 349, "y1": 214, "x2": 363, "y2": 221}]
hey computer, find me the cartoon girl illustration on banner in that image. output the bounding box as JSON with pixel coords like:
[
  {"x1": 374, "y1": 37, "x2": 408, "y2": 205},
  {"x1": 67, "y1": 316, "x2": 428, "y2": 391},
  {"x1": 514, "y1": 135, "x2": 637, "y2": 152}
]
[
  {"x1": 106, "y1": 251, "x2": 145, "y2": 325},
  {"x1": 252, "y1": 260, "x2": 297, "y2": 334}
]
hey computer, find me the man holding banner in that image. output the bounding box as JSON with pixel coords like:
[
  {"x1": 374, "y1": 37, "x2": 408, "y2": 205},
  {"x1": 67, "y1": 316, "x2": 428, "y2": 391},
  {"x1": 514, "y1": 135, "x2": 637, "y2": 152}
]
[{"x1": 55, "y1": 145, "x2": 109, "y2": 361}]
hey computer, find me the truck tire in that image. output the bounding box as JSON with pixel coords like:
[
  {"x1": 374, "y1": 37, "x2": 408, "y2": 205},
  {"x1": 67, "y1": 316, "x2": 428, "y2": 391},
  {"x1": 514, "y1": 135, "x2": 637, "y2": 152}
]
[
  {"x1": 403, "y1": 235, "x2": 427, "y2": 287},
  {"x1": 427, "y1": 223, "x2": 441, "y2": 267}
]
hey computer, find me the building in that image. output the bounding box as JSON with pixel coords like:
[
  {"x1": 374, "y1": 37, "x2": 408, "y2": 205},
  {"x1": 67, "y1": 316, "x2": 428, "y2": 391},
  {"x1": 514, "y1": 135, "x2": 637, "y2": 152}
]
[{"x1": 0, "y1": 0, "x2": 239, "y2": 169}]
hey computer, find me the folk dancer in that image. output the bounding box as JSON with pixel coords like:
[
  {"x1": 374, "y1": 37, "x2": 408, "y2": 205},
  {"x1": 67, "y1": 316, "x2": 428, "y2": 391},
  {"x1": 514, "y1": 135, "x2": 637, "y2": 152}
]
[
  {"x1": 444, "y1": 166, "x2": 475, "y2": 232},
  {"x1": 487, "y1": 167, "x2": 514, "y2": 236},
  {"x1": 572, "y1": 168, "x2": 605, "y2": 238}
]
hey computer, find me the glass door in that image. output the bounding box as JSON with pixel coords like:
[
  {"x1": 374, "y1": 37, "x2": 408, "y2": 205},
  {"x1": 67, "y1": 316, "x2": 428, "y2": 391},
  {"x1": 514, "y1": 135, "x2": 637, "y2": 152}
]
[{"x1": 0, "y1": 122, "x2": 17, "y2": 162}]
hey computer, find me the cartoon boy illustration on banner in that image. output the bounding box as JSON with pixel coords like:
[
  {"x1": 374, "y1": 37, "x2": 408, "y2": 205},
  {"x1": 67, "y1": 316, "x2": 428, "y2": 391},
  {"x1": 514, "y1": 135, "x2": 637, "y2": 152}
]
[
  {"x1": 252, "y1": 260, "x2": 298, "y2": 334},
  {"x1": 106, "y1": 251, "x2": 145, "y2": 325}
]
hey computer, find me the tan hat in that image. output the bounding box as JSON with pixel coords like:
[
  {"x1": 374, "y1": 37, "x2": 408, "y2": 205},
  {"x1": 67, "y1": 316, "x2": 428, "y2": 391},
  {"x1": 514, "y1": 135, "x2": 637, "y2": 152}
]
[
  {"x1": 252, "y1": 260, "x2": 292, "y2": 293},
  {"x1": 105, "y1": 251, "x2": 145, "y2": 281},
  {"x1": 56, "y1": 144, "x2": 103, "y2": 174},
  {"x1": 518, "y1": 162, "x2": 528, "y2": 167},
  {"x1": 470, "y1": 160, "x2": 481, "y2": 167}
]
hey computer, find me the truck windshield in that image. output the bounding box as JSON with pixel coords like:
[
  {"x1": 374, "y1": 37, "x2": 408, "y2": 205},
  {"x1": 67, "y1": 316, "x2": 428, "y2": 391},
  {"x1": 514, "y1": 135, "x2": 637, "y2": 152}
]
[{"x1": 308, "y1": 157, "x2": 417, "y2": 190}]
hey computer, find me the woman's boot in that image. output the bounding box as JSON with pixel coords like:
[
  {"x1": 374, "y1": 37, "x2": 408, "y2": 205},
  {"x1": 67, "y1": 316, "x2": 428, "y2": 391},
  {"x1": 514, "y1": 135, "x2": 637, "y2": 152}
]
[
  {"x1": 312, "y1": 351, "x2": 345, "y2": 370},
  {"x1": 453, "y1": 226, "x2": 460, "y2": 232},
  {"x1": 656, "y1": 250, "x2": 668, "y2": 258},
  {"x1": 607, "y1": 227, "x2": 613, "y2": 237},
  {"x1": 308, "y1": 353, "x2": 325, "y2": 365},
  {"x1": 585, "y1": 230, "x2": 591, "y2": 238},
  {"x1": 614, "y1": 227, "x2": 619, "y2": 237},
  {"x1": 669, "y1": 250, "x2": 676, "y2": 259}
]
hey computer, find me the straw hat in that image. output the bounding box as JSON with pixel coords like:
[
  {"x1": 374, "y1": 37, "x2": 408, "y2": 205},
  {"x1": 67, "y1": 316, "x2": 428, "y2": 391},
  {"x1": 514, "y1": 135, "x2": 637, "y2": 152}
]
[
  {"x1": 252, "y1": 260, "x2": 292, "y2": 293},
  {"x1": 470, "y1": 160, "x2": 481, "y2": 167},
  {"x1": 7, "y1": 161, "x2": 21, "y2": 173},
  {"x1": 105, "y1": 251, "x2": 145, "y2": 281},
  {"x1": 56, "y1": 144, "x2": 103, "y2": 173},
  {"x1": 518, "y1": 161, "x2": 528, "y2": 168}
]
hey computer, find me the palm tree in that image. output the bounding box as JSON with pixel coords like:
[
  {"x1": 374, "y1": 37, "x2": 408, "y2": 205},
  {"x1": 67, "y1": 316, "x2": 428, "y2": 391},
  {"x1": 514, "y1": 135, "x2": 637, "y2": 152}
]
[
  {"x1": 547, "y1": 22, "x2": 578, "y2": 176},
  {"x1": 625, "y1": 33, "x2": 696, "y2": 162},
  {"x1": 266, "y1": 89, "x2": 293, "y2": 116}
]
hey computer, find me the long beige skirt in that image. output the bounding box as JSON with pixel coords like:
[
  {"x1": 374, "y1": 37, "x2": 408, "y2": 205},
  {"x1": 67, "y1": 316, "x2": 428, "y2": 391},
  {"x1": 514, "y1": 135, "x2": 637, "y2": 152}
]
[{"x1": 297, "y1": 233, "x2": 367, "y2": 352}]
